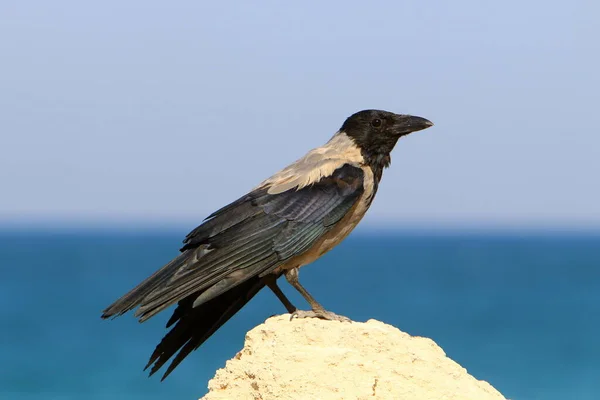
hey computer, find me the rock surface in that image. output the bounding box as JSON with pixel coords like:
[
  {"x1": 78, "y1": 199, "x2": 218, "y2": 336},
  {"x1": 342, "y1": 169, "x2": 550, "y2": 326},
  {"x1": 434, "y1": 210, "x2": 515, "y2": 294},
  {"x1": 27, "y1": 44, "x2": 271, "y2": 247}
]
[{"x1": 200, "y1": 315, "x2": 506, "y2": 400}]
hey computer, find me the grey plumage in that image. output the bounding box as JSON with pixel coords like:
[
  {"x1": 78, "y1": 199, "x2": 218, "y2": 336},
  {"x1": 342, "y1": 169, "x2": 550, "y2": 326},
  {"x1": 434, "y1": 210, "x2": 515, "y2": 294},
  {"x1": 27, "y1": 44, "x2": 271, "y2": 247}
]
[{"x1": 102, "y1": 109, "x2": 433, "y2": 380}]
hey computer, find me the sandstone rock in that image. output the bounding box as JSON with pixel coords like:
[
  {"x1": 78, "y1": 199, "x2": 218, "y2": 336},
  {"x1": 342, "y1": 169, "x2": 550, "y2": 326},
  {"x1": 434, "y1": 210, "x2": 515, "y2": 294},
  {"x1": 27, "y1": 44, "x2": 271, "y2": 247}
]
[{"x1": 200, "y1": 315, "x2": 505, "y2": 400}]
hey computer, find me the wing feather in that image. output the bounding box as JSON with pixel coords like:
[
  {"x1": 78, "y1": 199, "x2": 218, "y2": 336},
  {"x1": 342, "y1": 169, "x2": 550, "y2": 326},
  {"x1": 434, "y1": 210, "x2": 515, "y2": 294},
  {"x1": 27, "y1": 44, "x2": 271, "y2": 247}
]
[
  {"x1": 102, "y1": 163, "x2": 365, "y2": 322},
  {"x1": 102, "y1": 163, "x2": 367, "y2": 375}
]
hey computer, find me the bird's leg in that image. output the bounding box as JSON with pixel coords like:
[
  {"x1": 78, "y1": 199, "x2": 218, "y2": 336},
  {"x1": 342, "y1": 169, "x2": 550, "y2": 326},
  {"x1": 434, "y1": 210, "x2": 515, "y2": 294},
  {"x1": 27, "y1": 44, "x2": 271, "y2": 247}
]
[
  {"x1": 284, "y1": 268, "x2": 350, "y2": 322},
  {"x1": 265, "y1": 275, "x2": 297, "y2": 314}
]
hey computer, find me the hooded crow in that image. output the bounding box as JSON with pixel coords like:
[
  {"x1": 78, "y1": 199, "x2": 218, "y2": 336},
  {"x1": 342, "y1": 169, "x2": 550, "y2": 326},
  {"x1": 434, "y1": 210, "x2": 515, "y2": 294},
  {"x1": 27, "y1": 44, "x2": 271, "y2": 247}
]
[{"x1": 102, "y1": 109, "x2": 433, "y2": 380}]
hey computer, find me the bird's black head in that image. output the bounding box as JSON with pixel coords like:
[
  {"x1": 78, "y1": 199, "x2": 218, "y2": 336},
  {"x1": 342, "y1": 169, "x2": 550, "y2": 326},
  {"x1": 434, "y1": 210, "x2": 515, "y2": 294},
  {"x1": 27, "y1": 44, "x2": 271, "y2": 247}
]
[{"x1": 340, "y1": 109, "x2": 433, "y2": 170}]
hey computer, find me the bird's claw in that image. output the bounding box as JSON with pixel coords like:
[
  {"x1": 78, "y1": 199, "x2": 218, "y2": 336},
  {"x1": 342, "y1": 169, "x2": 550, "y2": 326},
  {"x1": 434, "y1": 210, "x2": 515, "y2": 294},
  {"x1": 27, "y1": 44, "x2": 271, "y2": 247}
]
[{"x1": 289, "y1": 309, "x2": 351, "y2": 322}]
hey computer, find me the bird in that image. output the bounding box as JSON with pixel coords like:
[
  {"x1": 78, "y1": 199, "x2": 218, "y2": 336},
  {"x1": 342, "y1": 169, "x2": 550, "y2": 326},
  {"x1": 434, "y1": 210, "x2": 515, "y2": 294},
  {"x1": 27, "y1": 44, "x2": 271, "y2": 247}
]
[{"x1": 101, "y1": 109, "x2": 433, "y2": 380}]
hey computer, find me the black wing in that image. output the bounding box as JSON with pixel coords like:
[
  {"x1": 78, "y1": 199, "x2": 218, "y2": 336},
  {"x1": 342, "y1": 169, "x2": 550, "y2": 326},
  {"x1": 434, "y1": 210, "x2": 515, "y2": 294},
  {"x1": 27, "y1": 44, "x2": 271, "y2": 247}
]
[{"x1": 102, "y1": 163, "x2": 365, "y2": 378}]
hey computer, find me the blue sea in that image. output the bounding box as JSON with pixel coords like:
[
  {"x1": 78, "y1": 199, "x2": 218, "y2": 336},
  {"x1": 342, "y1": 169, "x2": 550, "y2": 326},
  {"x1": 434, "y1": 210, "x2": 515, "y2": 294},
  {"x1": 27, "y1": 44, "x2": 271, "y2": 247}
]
[{"x1": 1, "y1": 229, "x2": 599, "y2": 400}]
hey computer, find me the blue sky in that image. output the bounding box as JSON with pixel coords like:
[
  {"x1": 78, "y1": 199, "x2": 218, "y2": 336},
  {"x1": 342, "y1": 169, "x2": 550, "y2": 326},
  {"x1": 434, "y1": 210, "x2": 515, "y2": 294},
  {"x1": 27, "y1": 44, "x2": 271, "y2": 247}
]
[{"x1": 1, "y1": 1, "x2": 598, "y2": 229}]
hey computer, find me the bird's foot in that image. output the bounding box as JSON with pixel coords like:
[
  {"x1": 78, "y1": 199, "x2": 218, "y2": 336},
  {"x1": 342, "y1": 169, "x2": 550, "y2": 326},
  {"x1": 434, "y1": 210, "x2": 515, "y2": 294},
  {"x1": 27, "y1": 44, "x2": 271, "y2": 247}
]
[{"x1": 290, "y1": 309, "x2": 351, "y2": 322}]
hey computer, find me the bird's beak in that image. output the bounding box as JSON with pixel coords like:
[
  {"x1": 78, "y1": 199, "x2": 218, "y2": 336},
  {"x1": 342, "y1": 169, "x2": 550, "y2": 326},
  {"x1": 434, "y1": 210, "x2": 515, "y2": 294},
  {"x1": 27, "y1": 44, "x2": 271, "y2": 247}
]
[{"x1": 393, "y1": 115, "x2": 434, "y2": 137}]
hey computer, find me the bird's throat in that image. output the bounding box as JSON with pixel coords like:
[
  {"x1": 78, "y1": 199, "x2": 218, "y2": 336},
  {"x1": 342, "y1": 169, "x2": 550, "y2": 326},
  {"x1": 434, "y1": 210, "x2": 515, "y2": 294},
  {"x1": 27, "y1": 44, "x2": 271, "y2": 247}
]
[{"x1": 362, "y1": 152, "x2": 390, "y2": 183}]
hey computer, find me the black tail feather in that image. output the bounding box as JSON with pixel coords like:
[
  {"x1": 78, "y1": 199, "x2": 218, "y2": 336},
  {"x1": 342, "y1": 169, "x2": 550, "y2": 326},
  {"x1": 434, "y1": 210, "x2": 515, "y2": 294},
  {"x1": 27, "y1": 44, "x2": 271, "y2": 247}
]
[
  {"x1": 101, "y1": 252, "x2": 190, "y2": 319},
  {"x1": 145, "y1": 275, "x2": 268, "y2": 380}
]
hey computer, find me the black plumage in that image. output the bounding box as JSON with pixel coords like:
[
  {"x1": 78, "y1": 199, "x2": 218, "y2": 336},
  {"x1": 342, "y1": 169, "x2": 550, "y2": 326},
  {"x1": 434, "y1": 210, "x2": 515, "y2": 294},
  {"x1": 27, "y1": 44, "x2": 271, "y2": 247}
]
[
  {"x1": 103, "y1": 164, "x2": 365, "y2": 379},
  {"x1": 102, "y1": 109, "x2": 433, "y2": 380}
]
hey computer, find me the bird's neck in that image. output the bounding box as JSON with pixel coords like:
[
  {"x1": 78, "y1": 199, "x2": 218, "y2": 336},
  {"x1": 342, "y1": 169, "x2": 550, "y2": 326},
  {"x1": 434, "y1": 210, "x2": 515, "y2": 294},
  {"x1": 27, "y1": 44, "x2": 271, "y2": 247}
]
[
  {"x1": 326, "y1": 131, "x2": 392, "y2": 183},
  {"x1": 361, "y1": 150, "x2": 391, "y2": 183}
]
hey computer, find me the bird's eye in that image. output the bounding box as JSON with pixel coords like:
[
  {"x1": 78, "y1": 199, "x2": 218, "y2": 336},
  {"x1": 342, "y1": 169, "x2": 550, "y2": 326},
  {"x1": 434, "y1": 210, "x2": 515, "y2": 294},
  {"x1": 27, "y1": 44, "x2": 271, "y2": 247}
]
[{"x1": 371, "y1": 118, "x2": 382, "y2": 128}]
